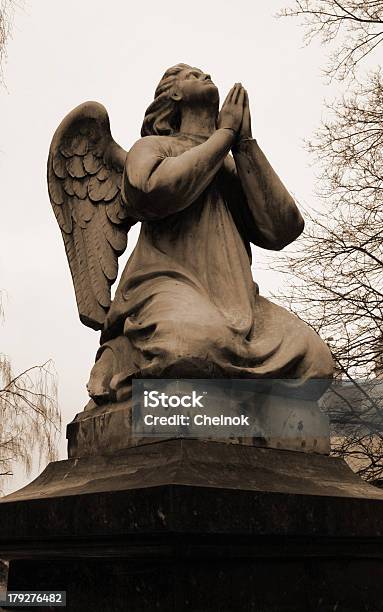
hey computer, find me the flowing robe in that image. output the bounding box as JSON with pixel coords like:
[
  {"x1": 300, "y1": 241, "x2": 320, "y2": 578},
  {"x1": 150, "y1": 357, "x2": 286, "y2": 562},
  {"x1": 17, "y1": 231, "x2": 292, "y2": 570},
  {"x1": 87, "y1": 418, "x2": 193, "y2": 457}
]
[{"x1": 88, "y1": 131, "x2": 333, "y2": 402}]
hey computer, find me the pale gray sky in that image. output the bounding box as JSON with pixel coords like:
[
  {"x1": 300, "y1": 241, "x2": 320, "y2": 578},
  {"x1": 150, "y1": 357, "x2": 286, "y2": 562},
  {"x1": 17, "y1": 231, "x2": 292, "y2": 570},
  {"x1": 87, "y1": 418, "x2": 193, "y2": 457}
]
[{"x1": 1, "y1": 0, "x2": 338, "y2": 492}]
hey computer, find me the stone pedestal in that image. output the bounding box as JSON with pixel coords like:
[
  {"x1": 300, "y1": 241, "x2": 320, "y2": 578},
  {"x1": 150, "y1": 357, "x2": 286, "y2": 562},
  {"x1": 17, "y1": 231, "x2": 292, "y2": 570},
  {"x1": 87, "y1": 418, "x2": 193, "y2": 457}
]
[
  {"x1": 1, "y1": 440, "x2": 383, "y2": 611},
  {"x1": 67, "y1": 392, "x2": 331, "y2": 458}
]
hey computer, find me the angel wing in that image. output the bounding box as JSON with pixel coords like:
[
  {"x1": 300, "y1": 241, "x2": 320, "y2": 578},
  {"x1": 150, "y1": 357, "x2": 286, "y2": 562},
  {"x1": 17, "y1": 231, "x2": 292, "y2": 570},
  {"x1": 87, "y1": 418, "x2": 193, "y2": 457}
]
[{"x1": 48, "y1": 101, "x2": 135, "y2": 330}]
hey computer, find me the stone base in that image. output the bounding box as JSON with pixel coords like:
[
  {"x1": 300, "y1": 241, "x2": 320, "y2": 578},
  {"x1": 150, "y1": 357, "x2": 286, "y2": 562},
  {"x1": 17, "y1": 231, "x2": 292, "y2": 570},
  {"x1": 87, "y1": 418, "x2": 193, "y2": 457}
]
[
  {"x1": 1, "y1": 440, "x2": 383, "y2": 610},
  {"x1": 6, "y1": 554, "x2": 383, "y2": 612},
  {"x1": 67, "y1": 393, "x2": 330, "y2": 458}
]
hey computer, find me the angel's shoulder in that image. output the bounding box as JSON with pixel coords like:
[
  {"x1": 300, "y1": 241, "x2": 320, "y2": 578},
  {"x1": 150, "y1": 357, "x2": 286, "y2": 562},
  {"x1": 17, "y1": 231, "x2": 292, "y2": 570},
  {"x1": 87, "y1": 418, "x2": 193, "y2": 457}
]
[{"x1": 128, "y1": 135, "x2": 175, "y2": 160}]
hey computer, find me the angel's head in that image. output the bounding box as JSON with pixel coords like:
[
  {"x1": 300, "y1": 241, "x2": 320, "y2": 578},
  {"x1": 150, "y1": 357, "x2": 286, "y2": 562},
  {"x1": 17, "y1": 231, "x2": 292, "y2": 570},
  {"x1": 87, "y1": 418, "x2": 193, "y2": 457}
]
[{"x1": 141, "y1": 63, "x2": 219, "y2": 137}]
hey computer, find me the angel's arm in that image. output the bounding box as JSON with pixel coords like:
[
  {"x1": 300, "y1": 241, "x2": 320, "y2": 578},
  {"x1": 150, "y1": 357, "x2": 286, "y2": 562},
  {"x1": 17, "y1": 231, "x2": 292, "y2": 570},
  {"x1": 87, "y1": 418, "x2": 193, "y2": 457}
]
[
  {"x1": 122, "y1": 130, "x2": 234, "y2": 220},
  {"x1": 232, "y1": 139, "x2": 304, "y2": 251}
]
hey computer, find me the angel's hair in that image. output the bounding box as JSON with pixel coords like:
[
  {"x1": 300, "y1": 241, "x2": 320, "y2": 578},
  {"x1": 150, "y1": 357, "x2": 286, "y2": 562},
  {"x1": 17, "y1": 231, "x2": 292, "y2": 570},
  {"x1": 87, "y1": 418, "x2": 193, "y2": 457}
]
[{"x1": 141, "y1": 63, "x2": 191, "y2": 137}]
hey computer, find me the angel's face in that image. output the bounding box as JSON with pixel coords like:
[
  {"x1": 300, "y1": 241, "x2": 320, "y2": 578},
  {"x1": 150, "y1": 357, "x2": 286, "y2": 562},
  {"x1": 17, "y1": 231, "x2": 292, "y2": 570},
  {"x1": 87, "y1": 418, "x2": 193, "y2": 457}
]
[{"x1": 170, "y1": 67, "x2": 219, "y2": 106}]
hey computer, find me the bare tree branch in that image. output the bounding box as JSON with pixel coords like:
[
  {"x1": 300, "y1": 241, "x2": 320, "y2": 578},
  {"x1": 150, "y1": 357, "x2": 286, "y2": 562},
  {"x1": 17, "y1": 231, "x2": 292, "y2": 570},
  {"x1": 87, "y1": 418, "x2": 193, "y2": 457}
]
[
  {"x1": 0, "y1": 0, "x2": 20, "y2": 85},
  {"x1": 278, "y1": 1, "x2": 383, "y2": 80},
  {"x1": 270, "y1": 69, "x2": 383, "y2": 480},
  {"x1": 0, "y1": 293, "x2": 61, "y2": 492},
  {"x1": 276, "y1": 1, "x2": 383, "y2": 480}
]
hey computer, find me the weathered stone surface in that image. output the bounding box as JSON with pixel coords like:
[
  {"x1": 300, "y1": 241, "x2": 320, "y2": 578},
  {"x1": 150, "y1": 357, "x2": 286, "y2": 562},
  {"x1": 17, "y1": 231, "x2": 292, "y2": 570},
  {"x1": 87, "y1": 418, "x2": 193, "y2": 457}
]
[
  {"x1": 49, "y1": 64, "x2": 333, "y2": 414},
  {"x1": 2, "y1": 440, "x2": 383, "y2": 541},
  {"x1": 67, "y1": 393, "x2": 330, "y2": 458},
  {"x1": 6, "y1": 439, "x2": 379, "y2": 505},
  {"x1": 6, "y1": 556, "x2": 383, "y2": 612},
  {"x1": 1, "y1": 441, "x2": 383, "y2": 610}
]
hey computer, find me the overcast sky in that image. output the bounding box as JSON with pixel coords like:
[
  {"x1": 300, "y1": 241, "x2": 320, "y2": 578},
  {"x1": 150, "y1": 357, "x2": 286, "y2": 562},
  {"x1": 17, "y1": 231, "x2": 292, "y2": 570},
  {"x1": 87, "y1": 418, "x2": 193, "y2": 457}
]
[{"x1": 0, "y1": 0, "x2": 339, "y2": 493}]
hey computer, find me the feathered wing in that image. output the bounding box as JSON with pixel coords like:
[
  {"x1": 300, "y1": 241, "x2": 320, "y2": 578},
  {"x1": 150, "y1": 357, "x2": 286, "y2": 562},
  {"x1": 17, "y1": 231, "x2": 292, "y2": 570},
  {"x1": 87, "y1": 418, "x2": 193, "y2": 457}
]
[{"x1": 48, "y1": 101, "x2": 135, "y2": 330}]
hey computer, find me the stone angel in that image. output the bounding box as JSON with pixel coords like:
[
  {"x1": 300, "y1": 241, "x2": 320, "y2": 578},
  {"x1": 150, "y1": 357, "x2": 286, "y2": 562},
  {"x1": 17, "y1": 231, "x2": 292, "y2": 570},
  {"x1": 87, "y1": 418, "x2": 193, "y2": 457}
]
[{"x1": 48, "y1": 63, "x2": 333, "y2": 406}]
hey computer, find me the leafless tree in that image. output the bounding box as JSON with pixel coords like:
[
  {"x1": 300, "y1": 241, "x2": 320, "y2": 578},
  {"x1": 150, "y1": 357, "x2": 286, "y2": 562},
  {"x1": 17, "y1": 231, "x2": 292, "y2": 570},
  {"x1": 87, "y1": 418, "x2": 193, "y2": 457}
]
[
  {"x1": 0, "y1": 0, "x2": 21, "y2": 85},
  {"x1": 278, "y1": 1, "x2": 383, "y2": 81},
  {"x1": 278, "y1": 1, "x2": 383, "y2": 480},
  {"x1": 0, "y1": 2, "x2": 60, "y2": 493},
  {"x1": 0, "y1": 292, "x2": 61, "y2": 492},
  {"x1": 280, "y1": 71, "x2": 383, "y2": 377}
]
